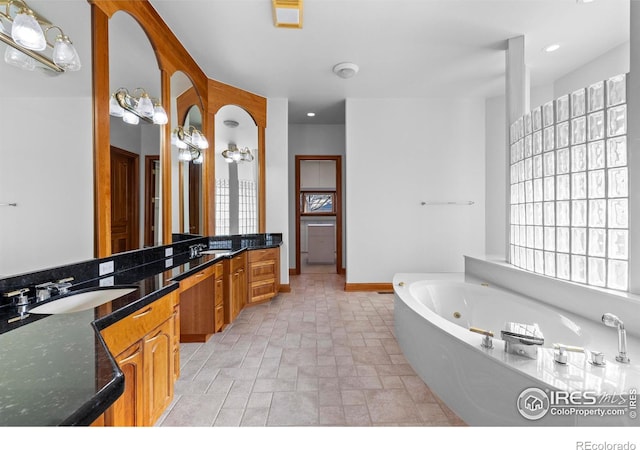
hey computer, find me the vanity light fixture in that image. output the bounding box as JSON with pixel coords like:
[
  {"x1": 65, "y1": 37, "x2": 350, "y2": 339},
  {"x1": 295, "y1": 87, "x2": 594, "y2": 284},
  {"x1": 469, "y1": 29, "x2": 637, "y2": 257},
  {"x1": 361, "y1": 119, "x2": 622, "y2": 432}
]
[
  {"x1": 0, "y1": 0, "x2": 81, "y2": 72},
  {"x1": 222, "y1": 144, "x2": 254, "y2": 164},
  {"x1": 272, "y1": 0, "x2": 303, "y2": 28},
  {"x1": 110, "y1": 88, "x2": 168, "y2": 126},
  {"x1": 172, "y1": 125, "x2": 209, "y2": 164}
]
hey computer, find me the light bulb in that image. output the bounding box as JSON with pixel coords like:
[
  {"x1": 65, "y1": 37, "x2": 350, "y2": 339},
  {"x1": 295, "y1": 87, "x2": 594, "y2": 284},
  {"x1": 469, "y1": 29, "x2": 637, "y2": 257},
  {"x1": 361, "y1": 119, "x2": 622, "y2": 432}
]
[
  {"x1": 176, "y1": 139, "x2": 187, "y2": 149},
  {"x1": 11, "y1": 9, "x2": 46, "y2": 51},
  {"x1": 178, "y1": 148, "x2": 192, "y2": 161},
  {"x1": 123, "y1": 110, "x2": 139, "y2": 125},
  {"x1": 198, "y1": 134, "x2": 209, "y2": 149},
  {"x1": 109, "y1": 94, "x2": 124, "y2": 117},
  {"x1": 193, "y1": 152, "x2": 203, "y2": 164},
  {"x1": 171, "y1": 129, "x2": 179, "y2": 145},
  {"x1": 231, "y1": 151, "x2": 242, "y2": 162},
  {"x1": 153, "y1": 105, "x2": 168, "y2": 125},
  {"x1": 52, "y1": 34, "x2": 81, "y2": 71},
  {"x1": 4, "y1": 46, "x2": 35, "y2": 71},
  {"x1": 135, "y1": 92, "x2": 154, "y2": 118}
]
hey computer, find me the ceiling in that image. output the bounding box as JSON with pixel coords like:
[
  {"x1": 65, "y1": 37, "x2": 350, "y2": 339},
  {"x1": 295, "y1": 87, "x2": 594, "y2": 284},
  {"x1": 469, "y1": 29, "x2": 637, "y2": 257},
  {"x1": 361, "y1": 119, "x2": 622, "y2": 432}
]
[{"x1": 149, "y1": 0, "x2": 629, "y2": 124}]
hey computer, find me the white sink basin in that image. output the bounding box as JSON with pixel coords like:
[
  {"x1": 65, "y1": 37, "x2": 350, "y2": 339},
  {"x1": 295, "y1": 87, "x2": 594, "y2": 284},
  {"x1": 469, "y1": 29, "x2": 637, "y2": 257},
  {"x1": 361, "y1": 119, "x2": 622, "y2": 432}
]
[{"x1": 30, "y1": 288, "x2": 137, "y2": 314}]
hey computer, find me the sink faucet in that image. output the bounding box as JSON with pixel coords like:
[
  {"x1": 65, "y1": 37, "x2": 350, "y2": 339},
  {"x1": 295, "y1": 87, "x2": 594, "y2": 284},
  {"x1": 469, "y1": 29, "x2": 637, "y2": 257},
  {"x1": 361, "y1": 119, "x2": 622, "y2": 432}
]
[
  {"x1": 602, "y1": 313, "x2": 630, "y2": 363},
  {"x1": 35, "y1": 278, "x2": 74, "y2": 302}
]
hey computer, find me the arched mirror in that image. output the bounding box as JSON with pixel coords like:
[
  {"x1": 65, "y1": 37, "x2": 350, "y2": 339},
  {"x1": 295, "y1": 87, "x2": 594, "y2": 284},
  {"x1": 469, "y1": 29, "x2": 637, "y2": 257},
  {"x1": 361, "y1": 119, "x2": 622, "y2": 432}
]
[
  {"x1": 215, "y1": 105, "x2": 258, "y2": 235},
  {"x1": 170, "y1": 71, "x2": 205, "y2": 237},
  {"x1": 108, "y1": 11, "x2": 163, "y2": 253}
]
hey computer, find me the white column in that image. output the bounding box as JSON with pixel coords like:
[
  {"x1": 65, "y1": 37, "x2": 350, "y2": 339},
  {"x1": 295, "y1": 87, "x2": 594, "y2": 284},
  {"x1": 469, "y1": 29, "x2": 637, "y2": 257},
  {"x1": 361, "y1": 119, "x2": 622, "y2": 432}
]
[
  {"x1": 505, "y1": 35, "x2": 530, "y2": 261},
  {"x1": 628, "y1": 2, "x2": 639, "y2": 294}
]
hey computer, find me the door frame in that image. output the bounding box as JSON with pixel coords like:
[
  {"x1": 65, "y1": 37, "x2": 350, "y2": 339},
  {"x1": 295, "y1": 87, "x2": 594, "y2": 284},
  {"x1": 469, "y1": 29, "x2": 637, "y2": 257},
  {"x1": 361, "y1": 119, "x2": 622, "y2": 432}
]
[
  {"x1": 295, "y1": 155, "x2": 343, "y2": 275},
  {"x1": 144, "y1": 155, "x2": 159, "y2": 247}
]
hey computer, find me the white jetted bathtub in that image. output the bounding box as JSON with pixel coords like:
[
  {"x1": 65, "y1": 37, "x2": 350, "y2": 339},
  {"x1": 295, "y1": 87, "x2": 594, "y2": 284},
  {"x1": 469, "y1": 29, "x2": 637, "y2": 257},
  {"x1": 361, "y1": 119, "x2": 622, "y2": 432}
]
[{"x1": 393, "y1": 273, "x2": 640, "y2": 426}]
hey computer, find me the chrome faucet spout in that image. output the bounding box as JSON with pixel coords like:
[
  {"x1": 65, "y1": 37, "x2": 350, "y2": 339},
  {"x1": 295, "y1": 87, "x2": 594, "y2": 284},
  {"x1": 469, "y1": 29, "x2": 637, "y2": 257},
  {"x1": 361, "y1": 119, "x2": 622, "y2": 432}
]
[{"x1": 601, "y1": 313, "x2": 630, "y2": 363}]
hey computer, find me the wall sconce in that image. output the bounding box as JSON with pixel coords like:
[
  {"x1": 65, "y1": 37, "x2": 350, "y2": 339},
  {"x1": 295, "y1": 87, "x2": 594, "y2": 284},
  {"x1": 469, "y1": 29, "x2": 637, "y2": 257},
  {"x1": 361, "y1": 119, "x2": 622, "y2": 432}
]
[
  {"x1": 222, "y1": 144, "x2": 254, "y2": 164},
  {"x1": 172, "y1": 125, "x2": 208, "y2": 164},
  {"x1": 109, "y1": 87, "x2": 168, "y2": 126},
  {"x1": 272, "y1": 0, "x2": 303, "y2": 28},
  {"x1": 0, "y1": 0, "x2": 81, "y2": 72}
]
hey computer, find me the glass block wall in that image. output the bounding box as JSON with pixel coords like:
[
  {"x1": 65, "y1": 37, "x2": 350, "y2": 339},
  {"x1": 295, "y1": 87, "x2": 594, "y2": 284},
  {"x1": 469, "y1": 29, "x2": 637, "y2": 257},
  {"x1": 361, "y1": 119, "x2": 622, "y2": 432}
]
[
  {"x1": 238, "y1": 179, "x2": 257, "y2": 234},
  {"x1": 509, "y1": 74, "x2": 629, "y2": 291},
  {"x1": 215, "y1": 178, "x2": 229, "y2": 235}
]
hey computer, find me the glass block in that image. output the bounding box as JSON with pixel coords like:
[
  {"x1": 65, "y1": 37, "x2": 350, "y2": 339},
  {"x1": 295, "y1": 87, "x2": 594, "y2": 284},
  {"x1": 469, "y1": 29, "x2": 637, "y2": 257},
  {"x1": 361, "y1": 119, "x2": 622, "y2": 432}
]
[
  {"x1": 525, "y1": 112, "x2": 532, "y2": 135},
  {"x1": 524, "y1": 135, "x2": 532, "y2": 158},
  {"x1": 544, "y1": 251, "x2": 556, "y2": 277},
  {"x1": 557, "y1": 148, "x2": 570, "y2": 174},
  {"x1": 588, "y1": 199, "x2": 606, "y2": 228},
  {"x1": 556, "y1": 122, "x2": 569, "y2": 149},
  {"x1": 516, "y1": 117, "x2": 524, "y2": 141},
  {"x1": 519, "y1": 204, "x2": 526, "y2": 224},
  {"x1": 511, "y1": 208, "x2": 518, "y2": 227},
  {"x1": 543, "y1": 202, "x2": 556, "y2": 226},
  {"x1": 533, "y1": 178, "x2": 543, "y2": 202},
  {"x1": 557, "y1": 175, "x2": 570, "y2": 200},
  {"x1": 543, "y1": 177, "x2": 555, "y2": 202},
  {"x1": 543, "y1": 126, "x2": 555, "y2": 151},
  {"x1": 524, "y1": 157, "x2": 533, "y2": 180},
  {"x1": 518, "y1": 162, "x2": 525, "y2": 183},
  {"x1": 510, "y1": 164, "x2": 518, "y2": 184},
  {"x1": 510, "y1": 185, "x2": 518, "y2": 205},
  {"x1": 608, "y1": 167, "x2": 628, "y2": 198},
  {"x1": 608, "y1": 199, "x2": 628, "y2": 228},
  {"x1": 587, "y1": 170, "x2": 605, "y2": 199},
  {"x1": 544, "y1": 226, "x2": 555, "y2": 250},
  {"x1": 588, "y1": 257, "x2": 606, "y2": 287},
  {"x1": 571, "y1": 228, "x2": 587, "y2": 254},
  {"x1": 571, "y1": 88, "x2": 586, "y2": 118},
  {"x1": 516, "y1": 140, "x2": 523, "y2": 162},
  {"x1": 526, "y1": 248, "x2": 534, "y2": 271},
  {"x1": 510, "y1": 143, "x2": 517, "y2": 163},
  {"x1": 533, "y1": 203, "x2": 542, "y2": 226},
  {"x1": 587, "y1": 141, "x2": 605, "y2": 170},
  {"x1": 557, "y1": 253, "x2": 571, "y2": 280},
  {"x1": 571, "y1": 116, "x2": 586, "y2": 144},
  {"x1": 571, "y1": 172, "x2": 586, "y2": 199},
  {"x1": 534, "y1": 250, "x2": 544, "y2": 274},
  {"x1": 510, "y1": 245, "x2": 516, "y2": 264},
  {"x1": 571, "y1": 145, "x2": 587, "y2": 172},
  {"x1": 587, "y1": 81, "x2": 604, "y2": 112},
  {"x1": 533, "y1": 155, "x2": 542, "y2": 179},
  {"x1": 606, "y1": 74, "x2": 626, "y2": 107},
  {"x1": 607, "y1": 136, "x2": 627, "y2": 168},
  {"x1": 587, "y1": 111, "x2": 604, "y2": 141},
  {"x1": 557, "y1": 227, "x2": 570, "y2": 253},
  {"x1": 607, "y1": 259, "x2": 628, "y2": 291},
  {"x1": 519, "y1": 247, "x2": 526, "y2": 268},
  {"x1": 525, "y1": 180, "x2": 533, "y2": 204},
  {"x1": 543, "y1": 101, "x2": 555, "y2": 127},
  {"x1": 526, "y1": 203, "x2": 534, "y2": 225},
  {"x1": 543, "y1": 152, "x2": 555, "y2": 177},
  {"x1": 557, "y1": 95, "x2": 569, "y2": 122},
  {"x1": 557, "y1": 201, "x2": 570, "y2": 226},
  {"x1": 571, "y1": 200, "x2": 587, "y2": 226},
  {"x1": 510, "y1": 122, "x2": 517, "y2": 144},
  {"x1": 519, "y1": 225, "x2": 526, "y2": 244},
  {"x1": 527, "y1": 226, "x2": 535, "y2": 248},
  {"x1": 588, "y1": 228, "x2": 606, "y2": 257},
  {"x1": 534, "y1": 225, "x2": 544, "y2": 248},
  {"x1": 607, "y1": 105, "x2": 627, "y2": 137},
  {"x1": 532, "y1": 107, "x2": 542, "y2": 131},
  {"x1": 571, "y1": 255, "x2": 586, "y2": 283},
  {"x1": 608, "y1": 229, "x2": 628, "y2": 260},
  {"x1": 533, "y1": 131, "x2": 542, "y2": 155}
]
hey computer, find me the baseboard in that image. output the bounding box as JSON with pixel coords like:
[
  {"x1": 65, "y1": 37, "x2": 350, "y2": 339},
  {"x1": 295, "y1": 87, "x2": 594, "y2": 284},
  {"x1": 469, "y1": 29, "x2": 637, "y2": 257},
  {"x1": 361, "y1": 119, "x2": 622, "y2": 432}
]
[
  {"x1": 344, "y1": 282, "x2": 393, "y2": 292},
  {"x1": 278, "y1": 284, "x2": 291, "y2": 293},
  {"x1": 289, "y1": 268, "x2": 297, "y2": 276}
]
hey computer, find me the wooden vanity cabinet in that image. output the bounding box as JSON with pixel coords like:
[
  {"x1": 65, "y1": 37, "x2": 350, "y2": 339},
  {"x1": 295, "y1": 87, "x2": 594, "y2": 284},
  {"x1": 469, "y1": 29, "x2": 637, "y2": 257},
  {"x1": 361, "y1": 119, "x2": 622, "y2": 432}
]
[
  {"x1": 224, "y1": 253, "x2": 247, "y2": 324},
  {"x1": 178, "y1": 263, "x2": 224, "y2": 342},
  {"x1": 247, "y1": 247, "x2": 280, "y2": 305},
  {"x1": 100, "y1": 291, "x2": 177, "y2": 427}
]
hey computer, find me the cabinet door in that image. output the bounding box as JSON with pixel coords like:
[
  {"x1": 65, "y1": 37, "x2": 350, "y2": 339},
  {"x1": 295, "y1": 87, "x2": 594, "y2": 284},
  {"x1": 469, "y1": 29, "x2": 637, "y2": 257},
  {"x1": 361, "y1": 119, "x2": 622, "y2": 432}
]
[
  {"x1": 143, "y1": 319, "x2": 174, "y2": 426},
  {"x1": 106, "y1": 341, "x2": 144, "y2": 427},
  {"x1": 179, "y1": 274, "x2": 215, "y2": 342},
  {"x1": 172, "y1": 305, "x2": 180, "y2": 381}
]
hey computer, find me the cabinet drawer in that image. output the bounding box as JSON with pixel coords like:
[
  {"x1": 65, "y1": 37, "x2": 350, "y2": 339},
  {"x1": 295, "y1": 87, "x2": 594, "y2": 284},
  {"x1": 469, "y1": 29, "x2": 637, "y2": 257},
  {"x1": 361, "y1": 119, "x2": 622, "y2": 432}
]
[
  {"x1": 215, "y1": 277, "x2": 224, "y2": 306},
  {"x1": 249, "y1": 279, "x2": 277, "y2": 304},
  {"x1": 214, "y1": 262, "x2": 224, "y2": 278},
  {"x1": 179, "y1": 265, "x2": 215, "y2": 292},
  {"x1": 248, "y1": 248, "x2": 278, "y2": 263},
  {"x1": 101, "y1": 293, "x2": 175, "y2": 356},
  {"x1": 230, "y1": 253, "x2": 246, "y2": 272},
  {"x1": 249, "y1": 260, "x2": 277, "y2": 283}
]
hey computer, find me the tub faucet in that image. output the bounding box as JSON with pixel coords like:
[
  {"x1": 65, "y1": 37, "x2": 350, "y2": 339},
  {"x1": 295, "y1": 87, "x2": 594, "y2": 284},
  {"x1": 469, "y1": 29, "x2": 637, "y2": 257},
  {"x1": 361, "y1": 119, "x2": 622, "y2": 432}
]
[{"x1": 601, "y1": 313, "x2": 630, "y2": 363}]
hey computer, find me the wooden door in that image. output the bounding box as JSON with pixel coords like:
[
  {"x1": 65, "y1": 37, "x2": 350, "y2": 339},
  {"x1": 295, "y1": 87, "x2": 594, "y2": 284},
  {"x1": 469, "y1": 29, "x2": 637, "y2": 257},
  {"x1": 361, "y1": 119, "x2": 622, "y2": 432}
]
[
  {"x1": 111, "y1": 147, "x2": 139, "y2": 253},
  {"x1": 106, "y1": 342, "x2": 144, "y2": 427}
]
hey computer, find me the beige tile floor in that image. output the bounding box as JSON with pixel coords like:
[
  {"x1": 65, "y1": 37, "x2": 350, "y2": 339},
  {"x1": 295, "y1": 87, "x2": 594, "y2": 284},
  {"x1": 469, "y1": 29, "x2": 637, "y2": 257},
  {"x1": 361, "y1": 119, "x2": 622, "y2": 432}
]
[{"x1": 156, "y1": 273, "x2": 465, "y2": 427}]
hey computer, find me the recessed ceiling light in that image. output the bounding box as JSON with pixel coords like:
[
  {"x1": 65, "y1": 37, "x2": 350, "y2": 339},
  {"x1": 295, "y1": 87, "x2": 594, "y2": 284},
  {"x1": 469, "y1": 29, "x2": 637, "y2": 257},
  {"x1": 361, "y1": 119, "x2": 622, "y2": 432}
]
[
  {"x1": 544, "y1": 44, "x2": 560, "y2": 53},
  {"x1": 307, "y1": 112, "x2": 316, "y2": 117}
]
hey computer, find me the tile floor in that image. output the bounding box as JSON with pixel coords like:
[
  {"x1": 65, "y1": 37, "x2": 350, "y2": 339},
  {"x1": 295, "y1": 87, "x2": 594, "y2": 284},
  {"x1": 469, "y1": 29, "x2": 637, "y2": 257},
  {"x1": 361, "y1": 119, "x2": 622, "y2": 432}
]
[{"x1": 156, "y1": 273, "x2": 465, "y2": 427}]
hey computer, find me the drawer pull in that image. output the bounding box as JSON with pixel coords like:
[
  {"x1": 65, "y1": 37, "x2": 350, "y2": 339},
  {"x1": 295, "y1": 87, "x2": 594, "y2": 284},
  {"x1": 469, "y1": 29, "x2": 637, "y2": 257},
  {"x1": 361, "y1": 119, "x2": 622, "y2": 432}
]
[
  {"x1": 133, "y1": 307, "x2": 152, "y2": 319},
  {"x1": 196, "y1": 272, "x2": 206, "y2": 278}
]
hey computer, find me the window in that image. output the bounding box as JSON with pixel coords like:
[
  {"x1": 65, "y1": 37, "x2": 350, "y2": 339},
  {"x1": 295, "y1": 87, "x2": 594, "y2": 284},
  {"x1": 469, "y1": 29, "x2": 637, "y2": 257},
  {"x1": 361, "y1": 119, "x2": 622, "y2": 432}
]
[
  {"x1": 509, "y1": 74, "x2": 628, "y2": 291},
  {"x1": 301, "y1": 192, "x2": 336, "y2": 215}
]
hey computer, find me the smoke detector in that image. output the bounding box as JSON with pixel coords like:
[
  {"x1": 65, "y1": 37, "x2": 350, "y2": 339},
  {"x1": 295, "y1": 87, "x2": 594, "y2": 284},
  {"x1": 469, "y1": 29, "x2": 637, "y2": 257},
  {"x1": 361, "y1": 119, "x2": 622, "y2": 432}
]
[{"x1": 333, "y1": 62, "x2": 359, "y2": 79}]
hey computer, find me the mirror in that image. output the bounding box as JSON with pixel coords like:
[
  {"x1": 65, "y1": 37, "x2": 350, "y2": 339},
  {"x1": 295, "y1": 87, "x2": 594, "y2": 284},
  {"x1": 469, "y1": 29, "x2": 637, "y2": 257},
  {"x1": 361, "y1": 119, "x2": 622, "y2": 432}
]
[
  {"x1": 0, "y1": 0, "x2": 93, "y2": 277},
  {"x1": 108, "y1": 11, "x2": 162, "y2": 253},
  {"x1": 214, "y1": 105, "x2": 259, "y2": 235},
  {"x1": 170, "y1": 71, "x2": 204, "y2": 237}
]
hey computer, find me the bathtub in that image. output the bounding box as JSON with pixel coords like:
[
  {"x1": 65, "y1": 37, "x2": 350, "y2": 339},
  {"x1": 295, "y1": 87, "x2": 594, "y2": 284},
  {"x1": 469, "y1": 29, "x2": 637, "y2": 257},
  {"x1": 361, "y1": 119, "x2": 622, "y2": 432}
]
[{"x1": 393, "y1": 273, "x2": 640, "y2": 426}]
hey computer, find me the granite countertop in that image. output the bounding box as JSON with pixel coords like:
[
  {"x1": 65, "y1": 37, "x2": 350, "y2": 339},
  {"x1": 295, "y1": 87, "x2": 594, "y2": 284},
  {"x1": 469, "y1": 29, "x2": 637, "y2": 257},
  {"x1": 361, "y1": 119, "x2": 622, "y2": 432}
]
[{"x1": 0, "y1": 242, "x2": 279, "y2": 426}]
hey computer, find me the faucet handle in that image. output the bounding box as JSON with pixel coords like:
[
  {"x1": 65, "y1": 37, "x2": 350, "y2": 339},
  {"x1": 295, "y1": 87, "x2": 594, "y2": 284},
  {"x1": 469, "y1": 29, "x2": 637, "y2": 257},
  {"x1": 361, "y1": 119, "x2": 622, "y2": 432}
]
[
  {"x1": 470, "y1": 326, "x2": 494, "y2": 349},
  {"x1": 3, "y1": 288, "x2": 30, "y2": 306},
  {"x1": 588, "y1": 350, "x2": 606, "y2": 367},
  {"x1": 553, "y1": 343, "x2": 584, "y2": 364}
]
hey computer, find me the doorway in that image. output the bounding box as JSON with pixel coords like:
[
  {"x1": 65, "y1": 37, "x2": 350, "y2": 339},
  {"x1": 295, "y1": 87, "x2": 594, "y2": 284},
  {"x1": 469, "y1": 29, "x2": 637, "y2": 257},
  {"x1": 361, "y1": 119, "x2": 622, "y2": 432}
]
[
  {"x1": 111, "y1": 146, "x2": 139, "y2": 253},
  {"x1": 295, "y1": 155, "x2": 343, "y2": 275}
]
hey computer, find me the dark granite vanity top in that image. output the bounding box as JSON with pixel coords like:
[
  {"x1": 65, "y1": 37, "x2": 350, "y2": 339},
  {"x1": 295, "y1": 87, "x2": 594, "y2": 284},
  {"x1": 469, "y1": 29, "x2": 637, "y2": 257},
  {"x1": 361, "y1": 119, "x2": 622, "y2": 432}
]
[{"x1": 0, "y1": 236, "x2": 281, "y2": 426}]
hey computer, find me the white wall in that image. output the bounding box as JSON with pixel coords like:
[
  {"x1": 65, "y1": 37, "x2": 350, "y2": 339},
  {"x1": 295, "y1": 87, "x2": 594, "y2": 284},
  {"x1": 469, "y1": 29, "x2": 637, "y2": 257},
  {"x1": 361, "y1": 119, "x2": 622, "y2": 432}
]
[
  {"x1": 288, "y1": 124, "x2": 346, "y2": 269},
  {"x1": 265, "y1": 99, "x2": 290, "y2": 286},
  {"x1": 345, "y1": 98, "x2": 486, "y2": 283}
]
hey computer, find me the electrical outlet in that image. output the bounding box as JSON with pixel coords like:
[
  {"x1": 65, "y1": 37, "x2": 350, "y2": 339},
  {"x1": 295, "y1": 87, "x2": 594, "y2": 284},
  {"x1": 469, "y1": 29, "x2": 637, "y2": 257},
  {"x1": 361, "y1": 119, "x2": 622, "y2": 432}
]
[
  {"x1": 99, "y1": 260, "x2": 114, "y2": 276},
  {"x1": 99, "y1": 276, "x2": 114, "y2": 287},
  {"x1": 165, "y1": 248, "x2": 173, "y2": 257},
  {"x1": 165, "y1": 258, "x2": 173, "y2": 268}
]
